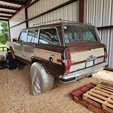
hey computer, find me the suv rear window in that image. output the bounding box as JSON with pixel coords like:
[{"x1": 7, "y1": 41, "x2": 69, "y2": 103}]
[
  {"x1": 39, "y1": 28, "x2": 60, "y2": 45},
  {"x1": 64, "y1": 24, "x2": 98, "y2": 43}
]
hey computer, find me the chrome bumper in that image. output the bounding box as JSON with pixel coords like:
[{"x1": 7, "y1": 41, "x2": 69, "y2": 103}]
[{"x1": 59, "y1": 62, "x2": 106, "y2": 83}]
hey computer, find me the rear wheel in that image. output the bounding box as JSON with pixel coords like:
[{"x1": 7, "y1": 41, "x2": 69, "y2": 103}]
[
  {"x1": 6, "y1": 52, "x2": 17, "y2": 69},
  {"x1": 30, "y1": 62, "x2": 54, "y2": 96}
]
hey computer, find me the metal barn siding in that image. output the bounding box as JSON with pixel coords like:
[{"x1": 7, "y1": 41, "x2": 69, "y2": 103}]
[
  {"x1": 99, "y1": 29, "x2": 113, "y2": 68},
  {"x1": 102, "y1": 0, "x2": 112, "y2": 26},
  {"x1": 84, "y1": 0, "x2": 113, "y2": 27},
  {"x1": 28, "y1": 1, "x2": 79, "y2": 27},
  {"x1": 111, "y1": 1, "x2": 113, "y2": 25},
  {"x1": 100, "y1": 29, "x2": 110, "y2": 65},
  {"x1": 28, "y1": 0, "x2": 69, "y2": 19},
  {"x1": 84, "y1": 0, "x2": 104, "y2": 27},
  {"x1": 10, "y1": 23, "x2": 26, "y2": 40},
  {"x1": 84, "y1": 0, "x2": 113, "y2": 68},
  {"x1": 9, "y1": 8, "x2": 26, "y2": 27}
]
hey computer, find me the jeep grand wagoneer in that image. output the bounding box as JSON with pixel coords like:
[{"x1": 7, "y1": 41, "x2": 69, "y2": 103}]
[{"x1": 7, "y1": 20, "x2": 107, "y2": 95}]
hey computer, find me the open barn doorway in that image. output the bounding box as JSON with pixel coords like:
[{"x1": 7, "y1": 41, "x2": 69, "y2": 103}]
[{"x1": 0, "y1": 20, "x2": 8, "y2": 52}]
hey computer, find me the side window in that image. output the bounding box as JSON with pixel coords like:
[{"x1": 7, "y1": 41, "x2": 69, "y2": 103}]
[
  {"x1": 39, "y1": 28, "x2": 60, "y2": 45},
  {"x1": 19, "y1": 31, "x2": 27, "y2": 43},
  {"x1": 27, "y1": 30, "x2": 38, "y2": 43}
]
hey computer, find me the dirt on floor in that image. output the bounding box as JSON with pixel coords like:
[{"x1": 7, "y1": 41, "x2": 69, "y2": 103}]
[{"x1": 0, "y1": 65, "x2": 113, "y2": 113}]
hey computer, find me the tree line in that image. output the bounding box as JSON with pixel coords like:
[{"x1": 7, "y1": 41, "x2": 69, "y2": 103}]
[{"x1": 0, "y1": 21, "x2": 8, "y2": 44}]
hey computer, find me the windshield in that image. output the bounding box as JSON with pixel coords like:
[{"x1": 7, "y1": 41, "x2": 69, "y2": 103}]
[{"x1": 64, "y1": 24, "x2": 98, "y2": 43}]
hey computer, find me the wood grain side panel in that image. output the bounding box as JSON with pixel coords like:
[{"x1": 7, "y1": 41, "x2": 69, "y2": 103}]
[{"x1": 34, "y1": 48, "x2": 62, "y2": 65}]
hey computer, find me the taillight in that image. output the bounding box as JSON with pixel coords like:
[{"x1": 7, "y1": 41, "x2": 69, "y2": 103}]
[{"x1": 65, "y1": 59, "x2": 71, "y2": 75}]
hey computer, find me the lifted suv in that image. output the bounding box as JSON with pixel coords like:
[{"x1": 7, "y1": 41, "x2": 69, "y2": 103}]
[{"x1": 7, "y1": 20, "x2": 107, "y2": 95}]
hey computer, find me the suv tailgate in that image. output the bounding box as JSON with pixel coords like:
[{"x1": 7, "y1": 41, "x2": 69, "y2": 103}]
[{"x1": 67, "y1": 42, "x2": 106, "y2": 73}]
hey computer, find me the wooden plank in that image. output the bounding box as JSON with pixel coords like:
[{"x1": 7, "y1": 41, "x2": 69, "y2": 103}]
[
  {"x1": 94, "y1": 87, "x2": 113, "y2": 95},
  {"x1": 101, "y1": 82, "x2": 113, "y2": 88},
  {"x1": 98, "y1": 84, "x2": 113, "y2": 91},
  {"x1": 103, "y1": 104, "x2": 113, "y2": 113},
  {"x1": 109, "y1": 95, "x2": 113, "y2": 99},
  {"x1": 88, "y1": 91, "x2": 108, "y2": 101},
  {"x1": 98, "y1": 84, "x2": 113, "y2": 90},
  {"x1": 107, "y1": 97, "x2": 113, "y2": 106},
  {"x1": 97, "y1": 85, "x2": 113, "y2": 93},
  {"x1": 83, "y1": 93, "x2": 105, "y2": 104},
  {"x1": 90, "y1": 89, "x2": 110, "y2": 97},
  {"x1": 83, "y1": 95, "x2": 102, "y2": 107},
  {"x1": 104, "y1": 100, "x2": 113, "y2": 109},
  {"x1": 87, "y1": 104, "x2": 104, "y2": 113}
]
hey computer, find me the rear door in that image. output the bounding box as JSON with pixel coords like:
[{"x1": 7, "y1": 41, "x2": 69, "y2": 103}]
[
  {"x1": 23, "y1": 30, "x2": 38, "y2": 61},
  {"x1": 34, "y1": 27, "x2": 61, "y2": 64}
]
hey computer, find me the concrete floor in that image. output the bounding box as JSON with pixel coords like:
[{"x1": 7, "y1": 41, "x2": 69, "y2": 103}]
[{"x1": 0, "y1": 66, "x2": 113, "y2": 113}]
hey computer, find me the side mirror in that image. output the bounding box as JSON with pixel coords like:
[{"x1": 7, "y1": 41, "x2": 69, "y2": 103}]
[{"x1": 13, "y1": 39, "x2": 18, "y2": 42}]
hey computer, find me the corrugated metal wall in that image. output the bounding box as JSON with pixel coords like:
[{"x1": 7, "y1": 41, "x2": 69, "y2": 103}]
[
  {"x1": 84, "y1": 0, "x2": 113, "y2": 27},
  {"x1": 28, "y1": 0, "x2": 70, "y2": 19},
  {"x1": 10, "y1": 23, "x2": 26, "y2": 40},
  {"x1": 9, "y1": 8, "x2": 25, "y2": 27},
  {"x1": 9, "y1": 8, "x2": 26, "y2": 39},
  {"x1": 84, "y1": 0, "x2": 113, "y2": 68},
  {"x1": 9, "y1": 0, "x2": 79, "y2": 38},
  {"x1": 28, "y1": 1, "x2": 79, "y2": 27}
]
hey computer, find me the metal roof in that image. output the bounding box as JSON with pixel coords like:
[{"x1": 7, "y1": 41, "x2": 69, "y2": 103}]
[{"x1": 0, "y1": 0, "x2": 31, "y2": 21}]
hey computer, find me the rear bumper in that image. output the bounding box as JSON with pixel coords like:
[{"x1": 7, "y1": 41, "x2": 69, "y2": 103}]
[{"x1": 59, "y1": 62, "x2": 106, "y2": 83}]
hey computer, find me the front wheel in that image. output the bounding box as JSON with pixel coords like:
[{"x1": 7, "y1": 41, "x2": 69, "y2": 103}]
[{"x1": 30, "y1": 62, "x2": 54, "y2": 96}]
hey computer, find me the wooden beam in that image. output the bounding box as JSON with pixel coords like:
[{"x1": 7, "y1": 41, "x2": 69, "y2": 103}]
[
  {"x1": 26, "y1": 0, "x2": 39, "y2": 8},
  {"x1": 0, "y1": 0, "x2": 25, "y2": 5},
  {"x1": 97, "y1": 25, "x2": 113, "y2": 30},
  {"x1": 26, "y1": 0, "x2": 32, "y2": 6},
  {"x1": 0, "y1": 18, "x2": 8, "y2": 21},
  {"x1": 0, "y1": 15, "x2": 11, "y2": 18},
  {"x1": 0, "y1": 5, "x2": 20, "y2": 10},
  {"x1": 25, "y1": 8, "x2": 28, "y2": 28},
  {"x1": 0, "y1": 11, "x2": 15, "y2": 15},
  {"x1": 8, "y1": 20, "x2": 11, "y2": 41},
  {"x1": 79, "y1": 0, "x2": 84, "y2": 22}
]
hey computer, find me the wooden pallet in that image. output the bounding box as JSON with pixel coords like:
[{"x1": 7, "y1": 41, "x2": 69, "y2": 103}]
[{"x1": 83, "y1": 83, "x2": 113, "y2": 113}]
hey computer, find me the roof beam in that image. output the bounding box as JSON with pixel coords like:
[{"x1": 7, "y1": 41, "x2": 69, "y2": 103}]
[
  {"x1": 0, "y1": 11, "x2": 15, "y2": 15},
  {"x1": 0, "y1": 5, "x2": 20, "y2": 10},
  {"x1": 0, "y1": 15, "x2": 11, "y2": 18},
  {"x1": 0, "y1": 0, "x2": 25, "y2": 5},
  {"x1": 26, "y1": 0, "x2": 32, "y2": 6},
  {"x1": 79, "y1": 0, "x2": 84, "y2": 22},
  {"x1": 26, "y1": 0, "x2": 39, "y2": 8},
  {"x1": 0, "y1": 18, "x2": 8, "y2": 21}
]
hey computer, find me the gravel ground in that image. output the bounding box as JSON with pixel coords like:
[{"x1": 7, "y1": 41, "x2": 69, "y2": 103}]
[{"x1": 0, "y1": 66, "x2": 113, "y2": 113}]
